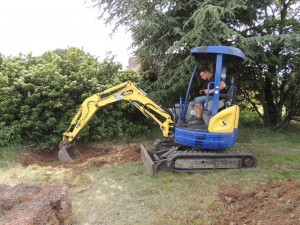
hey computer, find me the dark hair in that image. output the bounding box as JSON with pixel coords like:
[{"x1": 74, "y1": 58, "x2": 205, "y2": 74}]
[{"x1": 199, "y1": 67, "x2": 213, "y2": 73}]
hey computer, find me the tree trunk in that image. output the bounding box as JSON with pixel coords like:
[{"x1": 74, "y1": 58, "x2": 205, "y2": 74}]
[{"x1": 263, "y1": 76, "x2": 278, "y2": 126}]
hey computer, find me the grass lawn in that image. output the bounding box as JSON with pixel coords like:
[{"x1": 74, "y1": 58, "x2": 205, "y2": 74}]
[{"x1": 0, "y1": 124, "x2": 299, "y2": 224}]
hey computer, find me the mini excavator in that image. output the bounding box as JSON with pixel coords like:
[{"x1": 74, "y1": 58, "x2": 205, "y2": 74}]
[{"x1": 58, "y1": 46, "x2": 257, "y2": 176}]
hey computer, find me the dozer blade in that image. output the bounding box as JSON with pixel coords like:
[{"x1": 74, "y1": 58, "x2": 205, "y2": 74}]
[
  {"x1": 58, "y1": 141, "x2": 81, "y2": 162},
  {"x1": 140, "y1": 145, "x2": 158, "y2": 176}
]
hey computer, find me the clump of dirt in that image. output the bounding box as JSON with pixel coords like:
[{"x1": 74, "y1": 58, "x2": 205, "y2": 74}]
[
  {"x1": 0, "y1": 183, "x2": 72, "y2": 225},
  {"x1": 218, "y1": 179, "x2": 300, "y2": 225},
  {"x1": 16, "y1": 143, "x2": 141, "y2": 171}
]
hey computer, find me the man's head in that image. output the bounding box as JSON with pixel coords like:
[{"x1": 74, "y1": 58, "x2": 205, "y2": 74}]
[{"x1": 199, "y1": 67, "x2": 213, "y2": 80}]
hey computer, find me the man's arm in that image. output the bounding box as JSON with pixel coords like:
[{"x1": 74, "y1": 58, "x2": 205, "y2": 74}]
[
  {"x1": 201, "y1": 81, "x2": 226, "y2": 94},
  {"x1": 220, "y1": 80, "x2": 226, "y2": 90}
]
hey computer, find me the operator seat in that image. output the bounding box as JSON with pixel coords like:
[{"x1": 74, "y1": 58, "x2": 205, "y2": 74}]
[
  {"x1": 173, "y1": 78, "x2": 237, "y2": 125},
  {"x1": 202, "y1": 77, "x2": 237, "y2": 125}
]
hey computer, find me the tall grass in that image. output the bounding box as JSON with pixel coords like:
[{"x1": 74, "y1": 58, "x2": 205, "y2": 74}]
[{"x1": 0, "y1": 146, "x2": 28, "y2": 168}]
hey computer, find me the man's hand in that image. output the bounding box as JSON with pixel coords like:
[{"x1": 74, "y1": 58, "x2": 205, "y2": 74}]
[{"x1": 199, "y1": 89, "x2": 209, "y2": 94}]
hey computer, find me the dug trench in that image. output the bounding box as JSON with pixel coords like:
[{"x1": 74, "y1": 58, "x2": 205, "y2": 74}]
[
  {"x1": 16, "y1": 143, "x2": 141, "y2": 173},
  {"x1": 1, "y1": 143, "x2": 300, "y2": 224}
]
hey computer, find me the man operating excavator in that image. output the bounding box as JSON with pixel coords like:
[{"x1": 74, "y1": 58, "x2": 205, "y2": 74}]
[{"x1": 188, "y1": 67, "x2": 226, "y2": 125}]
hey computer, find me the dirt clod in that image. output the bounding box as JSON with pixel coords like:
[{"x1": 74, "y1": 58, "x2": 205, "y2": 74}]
[
  {"x1": 0, "y1": 183, "x2": 72, "y2": 225},
  {"x1": 219, "y1": 179, "x2": 300, "y2": 225}
]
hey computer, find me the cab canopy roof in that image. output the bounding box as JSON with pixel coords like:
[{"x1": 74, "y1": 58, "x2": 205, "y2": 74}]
[{"x1": 191, "y1": 46, "x2": 245, "y2": 62}]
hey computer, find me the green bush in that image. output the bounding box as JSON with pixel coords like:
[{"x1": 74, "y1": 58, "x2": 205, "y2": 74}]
[
  {"x1": 239, "y1": 108, "x2": 263, "y2": 128},
  {"x1": 0, "y1": 48, "x2": 153, "y2": 147}
]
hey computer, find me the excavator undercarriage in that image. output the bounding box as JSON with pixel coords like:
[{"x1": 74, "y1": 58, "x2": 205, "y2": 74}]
[{"x1": 141, "y1": 139, "x2": 257, "y2": 176}]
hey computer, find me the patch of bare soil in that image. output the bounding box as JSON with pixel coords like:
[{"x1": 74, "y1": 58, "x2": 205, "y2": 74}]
[
  {"x1": 16, "y1": 143, "x2": 141, "y2": 172},
  {"x1": 0, "y1": 183, "x2": 72, "y2": 225},
  {"x1": 218, "y1": 179, "x2": 300, "y2": 225}
]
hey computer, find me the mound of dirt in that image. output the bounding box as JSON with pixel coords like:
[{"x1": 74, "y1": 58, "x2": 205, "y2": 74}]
[
  {"x1": 218, "y1": 179, "x2": 300, "y2": 225},
  {"x1": 16, "y1": 143, "x2": 141, "y2": 171},
  {"x1": 0, "y1": 183, "x2": 72, "y2": 225}
]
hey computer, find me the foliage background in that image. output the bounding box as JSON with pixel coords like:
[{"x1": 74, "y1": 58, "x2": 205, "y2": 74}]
[
  {"x1": 92, "y1": 0, "x2": 300, "y2": 128},
  {"x1": 1, "y1": 1, "x2": 299, "y2": 147},
  {"x1": 0, "y1": 47, "x2": 152, "y2": 147}
]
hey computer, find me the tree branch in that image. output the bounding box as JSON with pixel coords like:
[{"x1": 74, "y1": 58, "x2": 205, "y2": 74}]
[
  {"x1": 273, "y1": 108, "x2": 296, "y2": 130},
  {"x1": 241, "y1": 89, "x2": 264, "y2": 121}
]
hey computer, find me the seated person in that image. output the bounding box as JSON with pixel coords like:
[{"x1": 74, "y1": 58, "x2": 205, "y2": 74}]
[{"x1": 189, "y1": 67, "x2": 226, "y2": 125}]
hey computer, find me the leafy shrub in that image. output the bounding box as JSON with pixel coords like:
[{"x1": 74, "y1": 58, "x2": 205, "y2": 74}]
[{"x1": 0, "y1": 48, "x2": 153, "y2": 147}]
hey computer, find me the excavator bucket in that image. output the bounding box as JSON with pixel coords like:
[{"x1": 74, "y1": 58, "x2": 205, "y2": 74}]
[
  {"x1": 58, "y1": 141, "x2": 81, "y2": 162},
  {"x1": 140, "y1": 145, "x2": 158, "y2": 176}
]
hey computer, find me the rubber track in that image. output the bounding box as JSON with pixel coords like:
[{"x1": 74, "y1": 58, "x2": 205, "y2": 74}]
[{"x1": 166, "y1": 150, "x2": 257, "y2": 173}]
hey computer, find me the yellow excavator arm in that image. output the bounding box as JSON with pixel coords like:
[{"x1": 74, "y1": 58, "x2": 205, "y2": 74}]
[{"x1": 58, "y1": 81, "x2": 175, "y2": 162}]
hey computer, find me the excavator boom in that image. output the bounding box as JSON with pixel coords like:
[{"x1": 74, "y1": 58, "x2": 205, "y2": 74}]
[{"x1": 58, "y1": 81, "x2": 175, "y2": 162}]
